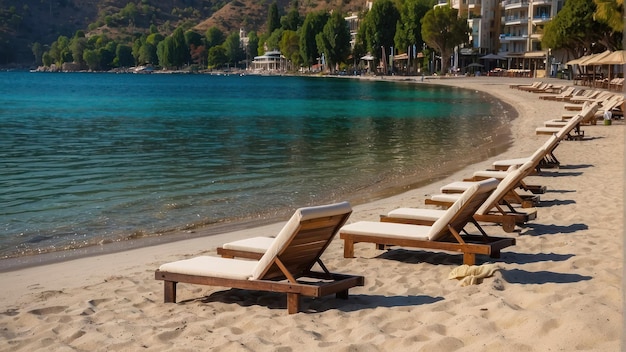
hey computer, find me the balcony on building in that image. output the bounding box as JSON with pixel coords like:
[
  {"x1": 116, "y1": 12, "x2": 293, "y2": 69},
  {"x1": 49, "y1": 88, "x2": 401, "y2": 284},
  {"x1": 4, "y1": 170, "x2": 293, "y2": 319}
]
[
  {"x1": 503, "y1": 16, "x2": 528, "y2": 26},
  {"x1": 502, "y1": 0, "x2": 529, "y2": 10},
  {"x1": 499, "y1": 33, "x2": 529, "y2": 42}
]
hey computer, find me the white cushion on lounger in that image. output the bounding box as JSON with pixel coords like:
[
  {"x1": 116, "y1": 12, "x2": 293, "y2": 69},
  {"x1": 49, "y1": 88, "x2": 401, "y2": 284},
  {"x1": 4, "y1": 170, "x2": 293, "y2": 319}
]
[
  {"x1": 222, "y1": 236, "x2": 275, "y2": 253},
  {"x1": 472, "y1": 170, "x2": 509, "y2": 179},
  {"x1": 340, "y1": 221, "x2": 432, "y2": 240},
  {"x1": 441, "y1": 181, "x2": 482, "y2": 193},
  {"x1": 430, "y1": 193, "x2": 462, "y2": 203},
  {"x1": 493, "y1": 157, "x2": 531, "y2": 168},
  {"x1": 387, "y1": 208, "x2": 447, "y2": 221},
  {"x1": 159, "y1": 256, "x2": 257, "y2": 280},
  {"x1": 342, "y1": 179, "x2": 499, "y2": 243}
]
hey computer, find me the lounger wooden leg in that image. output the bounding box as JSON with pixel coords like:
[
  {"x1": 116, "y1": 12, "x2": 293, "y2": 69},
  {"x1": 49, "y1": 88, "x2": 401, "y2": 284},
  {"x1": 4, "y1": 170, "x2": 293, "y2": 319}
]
[
  {"x1": 343, "y1": 239, "x2": 355, "y2": 258},
  {"x1": 463, "y1": 254, "x2": 476, "y2": 266},
  {"x1": 164, "y1": 281, "x2": 177, "y2": 303},
  {"x1": 336, "y1": 289, "x2": 349, "y2": 300},
  {"x1": 502, "y1": 218, "x2": 516, "y2": 233},
  {"x1": 287, "y1": 293, "x2": 300, "y2": 314}
]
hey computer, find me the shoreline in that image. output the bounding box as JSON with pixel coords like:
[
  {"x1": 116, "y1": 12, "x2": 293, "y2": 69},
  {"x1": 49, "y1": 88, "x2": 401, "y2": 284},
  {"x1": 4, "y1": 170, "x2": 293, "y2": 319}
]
[{"x1": 1, "y1": 76, "x2": 622, "y2": 351}]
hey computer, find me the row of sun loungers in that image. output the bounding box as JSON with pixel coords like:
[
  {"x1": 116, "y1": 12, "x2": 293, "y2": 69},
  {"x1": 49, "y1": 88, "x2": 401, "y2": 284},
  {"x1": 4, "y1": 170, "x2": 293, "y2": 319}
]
[{"x1": 152, "y1": 97, "x2": 602, "y2": 313}]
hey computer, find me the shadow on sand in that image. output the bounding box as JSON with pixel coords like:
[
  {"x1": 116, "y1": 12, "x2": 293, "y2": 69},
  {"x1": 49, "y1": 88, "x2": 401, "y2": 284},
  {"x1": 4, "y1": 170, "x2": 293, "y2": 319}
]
[{"x1": 500, "y1": 268, "x2": 591, "y2": 284}]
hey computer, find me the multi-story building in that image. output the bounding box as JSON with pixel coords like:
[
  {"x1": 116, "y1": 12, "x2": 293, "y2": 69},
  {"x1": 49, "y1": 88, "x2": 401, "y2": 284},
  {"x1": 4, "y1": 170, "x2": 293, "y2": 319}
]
[
  {"x1": 445, "y1": 0, "x2": 562, "y2": 75},
  {"x1": 499, "y1": 0, "x2": 562, "y2": 75}
]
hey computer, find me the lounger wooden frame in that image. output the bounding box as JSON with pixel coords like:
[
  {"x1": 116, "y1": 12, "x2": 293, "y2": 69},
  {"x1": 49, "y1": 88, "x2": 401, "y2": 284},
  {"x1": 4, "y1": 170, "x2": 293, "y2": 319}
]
[
  {"x1": 155, "y1": 203, "x2": 364, "y2": 314},
  {"x1": 339, "y1": 179, "x2": 516, "y2": 265}
]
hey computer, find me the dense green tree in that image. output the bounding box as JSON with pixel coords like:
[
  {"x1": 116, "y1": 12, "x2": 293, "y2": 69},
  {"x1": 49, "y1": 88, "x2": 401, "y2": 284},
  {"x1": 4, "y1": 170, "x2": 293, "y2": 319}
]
[
  {"x1": 246, "y1": 31, "x2": 259, "y2": 63},
  {"x1": 98, "y1": 41, "x2": 117, "y2": 70},
  {"x1": 42, "y1": 52, "x2": 53, "y2": 67},
  {"x1": 281, "y1": 1, "x2": 302, "y2": 31},
  {"x1": 207, "y1": 45, "x2": 227, "y2": 69},
  {"x1": 48, "y1": 36, "x2": 72, "y2": 65},
  {"x1": 362, "y1": 0, "x2": 400, "y2": 61},
  {"x1": 83, "y1": 49, "x2": 100, "y2": 70},
  {"x1": 223, "y1": 32, "x2": 243, "y2": 66},
  {"x1": 31, "y1": 42, "x2": 43, "y2": 65},
  {"x1": 300, "y1": 11, "x2": 329, "y2": 68},
  {"x1": 266, "y1": 1, "x2": 281, "y2": 34},
  {"x1": 171, "y1": 27, "x2": 188, "y2": 67},
  {"x1": 279, "y1": 30, "x2": 301, "y2": 68},
  {"x1": 146, "y1": 33, "x2": 165, "y2": 46},
  {"x1": 70, "y1": 35, "x2": 88, "y2": 64},
  {"x1": 115, "y1": 44, "x2": 134, "y2": 67},
  {"x1": 395, "y1": 0, "x2": 433, "y2": 54},
  {"x1": 157, "y1": 36, "x2": 175, "y2": 68},
  {"x1": 205, "y1": 26, "x2": 225, "y2": 49},
  {"x1": 120, "y1": 2, "x2": 139, "y2": 25},
  {"x1": 265, "y1": 28, "x2": 285, "y2": 52},
  {"x1": 593, "y1": 0, "x2": 624, "y2": 33},
  {"x1": 542, "y1": 0, "x2": 618, "y2": 56},
  {"x1": 138, "y1": 42, "x2": 158, "y2": 65},
  {"x1": 185, "y1": 30, "x2": 203, "y2": 48},
  {"x1": 315, "y1": 12, "x2": 351, "y2": 72},
  {"x1": 421, "y1": 5, "x2": 469, "y2": 73}
]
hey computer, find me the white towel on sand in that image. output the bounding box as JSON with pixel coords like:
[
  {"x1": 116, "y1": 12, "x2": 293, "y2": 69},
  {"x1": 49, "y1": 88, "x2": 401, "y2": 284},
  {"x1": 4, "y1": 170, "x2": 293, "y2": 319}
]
[{"x1": 448, "y1": 264, "x2": 500, "y2": 286}]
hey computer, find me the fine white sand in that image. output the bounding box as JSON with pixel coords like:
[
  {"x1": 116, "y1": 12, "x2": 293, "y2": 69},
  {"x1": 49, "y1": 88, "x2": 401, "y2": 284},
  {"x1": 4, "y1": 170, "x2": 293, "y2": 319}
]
[{"x1": 0, "y1": 76, "x2": 623, "y2": 351}]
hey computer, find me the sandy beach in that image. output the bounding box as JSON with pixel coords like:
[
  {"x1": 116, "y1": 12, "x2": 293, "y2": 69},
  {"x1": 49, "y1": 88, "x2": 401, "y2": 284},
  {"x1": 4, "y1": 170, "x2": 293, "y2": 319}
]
[{"x1": 0, "y1": 76, "x2": 623, "y2": 351}]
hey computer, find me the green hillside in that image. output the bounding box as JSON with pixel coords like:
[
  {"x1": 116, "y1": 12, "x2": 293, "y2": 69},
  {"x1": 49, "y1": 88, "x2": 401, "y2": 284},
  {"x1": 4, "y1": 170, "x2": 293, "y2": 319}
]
[{"x1": 0, "y1": 0, "x2": 362, "y2": 66}]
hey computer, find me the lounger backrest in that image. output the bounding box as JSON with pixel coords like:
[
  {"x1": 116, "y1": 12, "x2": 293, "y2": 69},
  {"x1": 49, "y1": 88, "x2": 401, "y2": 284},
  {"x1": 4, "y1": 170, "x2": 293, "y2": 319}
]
[
  {"x1": 251, "y1": 201, "x2": 352, "y2": 280},
  {"x1": 477, "y1": 151, "x2": 541, "y2": 214},
  {"x1": 556, "y1": 102, "x2": 598, "y2": 139},
  {"x1": 427, "y1": 178, "x2": 498, "y2": 241},
  {"x1": 540, "y1": 134, "x2": 560, "y2": 156}
]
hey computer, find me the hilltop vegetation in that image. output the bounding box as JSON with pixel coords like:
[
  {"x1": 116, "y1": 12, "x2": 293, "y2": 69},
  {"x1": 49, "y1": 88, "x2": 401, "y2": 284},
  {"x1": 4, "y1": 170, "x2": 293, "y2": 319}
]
[{"x1": 0, "y1": 0, "x2": 362, "y2": 66}]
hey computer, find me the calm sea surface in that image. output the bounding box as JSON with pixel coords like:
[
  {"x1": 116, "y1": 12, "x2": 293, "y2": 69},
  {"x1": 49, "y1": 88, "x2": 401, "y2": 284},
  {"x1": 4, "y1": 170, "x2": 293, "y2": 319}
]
[{"x1": 0, "y1": 72, "x2": 514, "y2": 262}]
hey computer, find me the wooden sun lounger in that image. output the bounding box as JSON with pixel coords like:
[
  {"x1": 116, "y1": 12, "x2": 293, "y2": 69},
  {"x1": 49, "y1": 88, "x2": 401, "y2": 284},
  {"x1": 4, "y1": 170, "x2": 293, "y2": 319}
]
[
  {"x1": 155, "y1": 202, "x2": 364, "y2": 314},
  {"x1": 339, "y1": 179, "x2": 516, "y2": 265},
  {"x1": 536, "y1": 103, "x2": 600, "y2": 141}
]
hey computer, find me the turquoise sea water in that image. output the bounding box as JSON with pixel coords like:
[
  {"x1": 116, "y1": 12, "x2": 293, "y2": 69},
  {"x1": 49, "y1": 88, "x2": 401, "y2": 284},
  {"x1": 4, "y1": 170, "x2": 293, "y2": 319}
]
[{"x1": 0, "y1": 72, "x2": 513, "y2": 262}]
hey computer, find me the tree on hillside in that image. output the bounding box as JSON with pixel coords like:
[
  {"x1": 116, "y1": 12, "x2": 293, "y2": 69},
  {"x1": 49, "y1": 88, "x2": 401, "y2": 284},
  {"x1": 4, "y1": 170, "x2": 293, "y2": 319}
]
[
  {"x1": 157, "y1": 37, "x2": 175, "y2": 68},
  {"x1": 362, "y1": 0, "x2": 400, "y2": 62},
  {"x1": 267, "y1": 1, "x2": 281, "y2": 34},
  {"x1": 223, "y1": 32, "x2": 244, "y2": 67},
  {"x1": 316, "y1": 11, "x2": 351, "y2": 72},
  {"x1": 421, "y1": 5, "x2": 469, "y2": 74},
  {"x1": 115, "y1": 44, "x2": 134, "y2": 67},
  {"x1": 280, "y1": 30, "x2": 301, "y2": 68},
  {"x1": 31, "y1": 42, "x2": 44, "y2": 65},
  {"x1": 205, "y1": 27, "x2": 225, "y2": 49},
  {"x1": 246, "y1": 31, "x2": 259, "y2": 63},
  {"x1": 207, "y1": 45, "x2": 227, "y2": 69},
  {"x1": 171, "y1": 27, "x2": 189, "y2": 67},
  {"x1": 70, "y1": 33, "x2": 88, "y2": 64},
  {"x1": 281, "y1": 0, "x2": 302, "y2": 31},
  {"x1": 48, "y1": 36, "x2": 72, "y2": 66},
  {"x1": 300, "y1": 11, "x2": 330, "y2": 68},
  {"x1": 265, "y1": 28, "x2": 285, "y2": 52}
]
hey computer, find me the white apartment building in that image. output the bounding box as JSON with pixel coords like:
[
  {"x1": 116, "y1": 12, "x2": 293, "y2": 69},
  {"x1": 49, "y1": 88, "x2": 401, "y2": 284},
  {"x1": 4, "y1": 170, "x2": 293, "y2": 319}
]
[{"x1": 445, "y1": 0, "x2": 563, "y2": 75}]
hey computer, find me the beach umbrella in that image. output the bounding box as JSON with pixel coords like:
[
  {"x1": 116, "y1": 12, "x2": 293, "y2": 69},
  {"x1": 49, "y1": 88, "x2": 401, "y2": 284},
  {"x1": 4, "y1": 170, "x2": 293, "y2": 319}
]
[
  {"x1": 597, "y1": 50, "x2": 626, "y2": 65},
  {"x1": 581, "y1": 50, "x2": 613, "y2": 66},
  {"x1": 595, "y1": 50, "x2": 626, "y2": 84}
]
